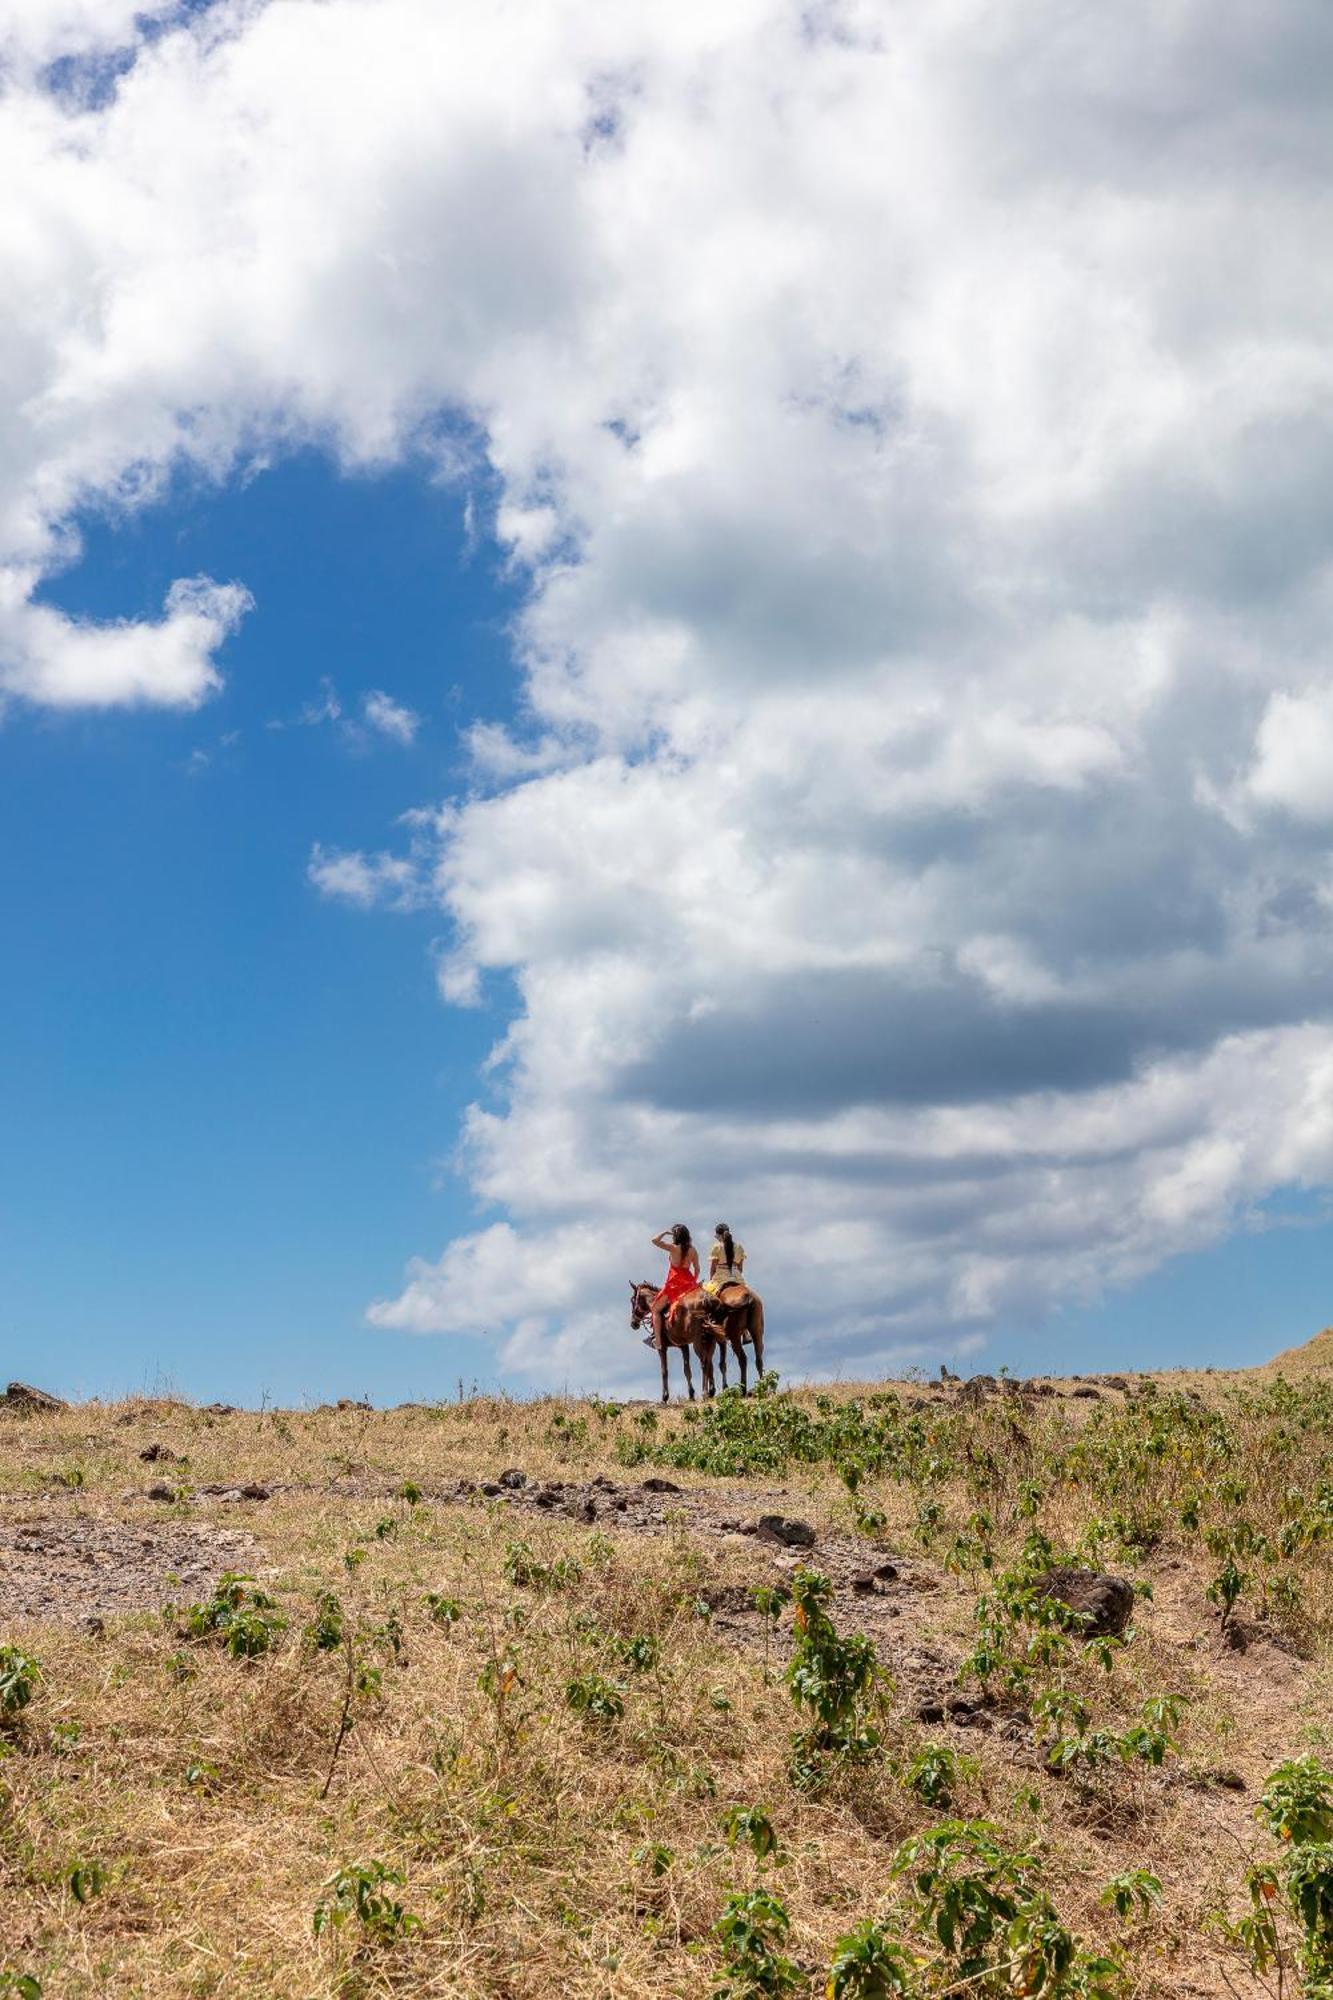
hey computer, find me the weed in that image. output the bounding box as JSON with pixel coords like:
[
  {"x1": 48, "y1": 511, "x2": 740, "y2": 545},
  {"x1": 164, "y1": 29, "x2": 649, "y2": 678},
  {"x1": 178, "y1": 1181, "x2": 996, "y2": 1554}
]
[{"x1": 423, "y1": 1591, "x2": 462, "y2": 1628}]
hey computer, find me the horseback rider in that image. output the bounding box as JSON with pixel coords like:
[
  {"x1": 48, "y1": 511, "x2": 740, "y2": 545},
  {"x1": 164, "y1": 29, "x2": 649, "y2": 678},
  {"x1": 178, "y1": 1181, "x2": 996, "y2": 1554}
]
[
  {"x1": 645, "y1": 1223, "x2": 700, "y2": 1349},
  {"x1": 704, "y1": 1221, "x2": 745, "y2": 1295}
]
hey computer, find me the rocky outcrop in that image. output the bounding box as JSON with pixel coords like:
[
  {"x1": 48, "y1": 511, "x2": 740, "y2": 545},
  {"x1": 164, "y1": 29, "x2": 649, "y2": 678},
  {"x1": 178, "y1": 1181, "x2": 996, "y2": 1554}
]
[{"x1": 3, "y1": 1381, "x2": 67, "y2": 1414}]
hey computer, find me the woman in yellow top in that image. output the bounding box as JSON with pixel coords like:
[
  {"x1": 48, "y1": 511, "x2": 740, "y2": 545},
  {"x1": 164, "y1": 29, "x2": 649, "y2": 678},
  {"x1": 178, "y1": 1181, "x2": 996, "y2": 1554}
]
[{"x1": 704, "y1": 1222, "x2": 745, "y2": 1293}]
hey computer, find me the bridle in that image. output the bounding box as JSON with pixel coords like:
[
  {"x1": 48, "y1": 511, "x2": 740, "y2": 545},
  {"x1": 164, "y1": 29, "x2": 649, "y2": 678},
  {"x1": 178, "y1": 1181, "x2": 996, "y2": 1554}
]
[{"x1": 628, "y1": 1280, "x2": 654, "y2": 1330}]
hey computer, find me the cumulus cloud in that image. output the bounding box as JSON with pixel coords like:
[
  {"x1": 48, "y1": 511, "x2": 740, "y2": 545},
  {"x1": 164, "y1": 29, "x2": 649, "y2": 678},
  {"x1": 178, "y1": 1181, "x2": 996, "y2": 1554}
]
[{"x1": 8, "y1": 0, "x2": 1333, "y2": 1383}]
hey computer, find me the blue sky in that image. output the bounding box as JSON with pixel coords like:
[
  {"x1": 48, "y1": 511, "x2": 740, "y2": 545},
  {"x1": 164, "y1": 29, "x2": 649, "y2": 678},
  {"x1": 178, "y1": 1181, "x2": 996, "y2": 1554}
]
[
  {"x1": 5, "y1": 2, "x2": 1333, "y2": 1401},
  {"x1": 1, "y1": 456, "x2": 512, "y2": 1402}
]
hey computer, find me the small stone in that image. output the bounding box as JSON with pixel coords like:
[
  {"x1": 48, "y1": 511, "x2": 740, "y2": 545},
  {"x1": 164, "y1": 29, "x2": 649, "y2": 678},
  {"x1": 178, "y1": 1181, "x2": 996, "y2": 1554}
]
[
  {"x1": 755, "y1": 1514, "x2": 816, "y2": 1549},
  {"x1": 915, "y1": 1700, "x2": 946, "y2": 1723},
  {"x1": 139, "y1": 1442, "x2": 180, "y2": 1464},
  {"x1": 480, "y1": 1482, "x2": 502, "y2": 1497},
  {"x1": 239, "y1": 1483, "x2": 270, "y2": 1501},
  {"x1": 498, "y1": 1468, "x2": 527, "y2": 1489},
  {"x1": 81, "y1": 1616, "x2": 106, "y2": 1637},
  {"x1": 851, "y1": 1574, "x2": 877, "y2": 1595},
  {"x1": 145, "y1": 1482, "x2": 178, "y2": 1501},
  {"x1": 1070, "y1": 1385, "x2": 1103, "y2": 1400},
  {"x1": 640, "y1": 1477, "x2": 681, "y2": 1494},
  {"x1": 202, "y1": 1403, "x2": 236, "y2": 1417},
  {"x1": 534, "y1": 1489, "x2": 558, "y2": 1508}
]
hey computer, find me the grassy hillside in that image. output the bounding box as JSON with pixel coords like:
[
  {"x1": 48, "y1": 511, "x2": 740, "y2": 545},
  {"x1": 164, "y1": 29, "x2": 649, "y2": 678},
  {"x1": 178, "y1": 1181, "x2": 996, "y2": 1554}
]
[{"x1": 3, "y1": 1354, "x2": 1333, "y2": 1996}]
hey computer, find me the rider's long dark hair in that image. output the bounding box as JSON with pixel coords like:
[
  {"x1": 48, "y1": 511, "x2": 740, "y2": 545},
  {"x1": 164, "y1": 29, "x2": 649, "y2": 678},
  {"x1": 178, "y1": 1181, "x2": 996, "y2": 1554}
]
[
  {"x1": 715, "y1": 1222, "x2": 735, "y2": 1268},
  {"x1": 671, "y1": 1222, "x2": 692, "y2": 1251}
]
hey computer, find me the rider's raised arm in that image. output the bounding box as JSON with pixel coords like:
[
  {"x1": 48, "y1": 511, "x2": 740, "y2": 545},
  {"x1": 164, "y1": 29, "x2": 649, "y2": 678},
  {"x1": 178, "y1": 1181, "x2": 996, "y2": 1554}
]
[{"x1": 651, "y1": 1229, "x2": 672, "y2": 1251}]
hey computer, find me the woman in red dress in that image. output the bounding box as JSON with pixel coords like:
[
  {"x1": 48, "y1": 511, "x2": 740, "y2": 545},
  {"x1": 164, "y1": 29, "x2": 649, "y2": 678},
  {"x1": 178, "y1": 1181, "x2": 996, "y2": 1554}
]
[{"x1": 646, "y1": 1224, "x2": 700, "y2": 1349}]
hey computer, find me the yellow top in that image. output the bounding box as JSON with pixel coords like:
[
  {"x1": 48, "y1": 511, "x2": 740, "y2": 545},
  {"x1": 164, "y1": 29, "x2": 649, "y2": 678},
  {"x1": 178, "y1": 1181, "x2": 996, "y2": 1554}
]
[{"x1": 705, "y1": 1241, "x2": 745, "y2": 1292}]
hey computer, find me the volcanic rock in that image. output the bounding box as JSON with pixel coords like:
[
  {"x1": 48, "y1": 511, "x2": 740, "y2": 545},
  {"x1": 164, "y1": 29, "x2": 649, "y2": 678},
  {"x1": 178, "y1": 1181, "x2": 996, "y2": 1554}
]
[{"x1": 1032, "y1": 1566, "x2": 1134, "y2": 1638}]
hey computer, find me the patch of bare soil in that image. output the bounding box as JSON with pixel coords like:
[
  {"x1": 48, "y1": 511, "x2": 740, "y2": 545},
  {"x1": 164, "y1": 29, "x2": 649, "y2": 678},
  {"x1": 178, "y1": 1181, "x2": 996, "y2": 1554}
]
[{"x1": 0, "y1": 1508, "x2": 262, "y2": 1624}]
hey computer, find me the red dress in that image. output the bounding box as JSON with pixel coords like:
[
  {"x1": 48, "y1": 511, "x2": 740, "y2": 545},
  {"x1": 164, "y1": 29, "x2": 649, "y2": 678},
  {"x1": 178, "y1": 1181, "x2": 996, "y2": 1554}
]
[{"x1": 653, "y1": 1260, "x2": 697, "y2": 1312}]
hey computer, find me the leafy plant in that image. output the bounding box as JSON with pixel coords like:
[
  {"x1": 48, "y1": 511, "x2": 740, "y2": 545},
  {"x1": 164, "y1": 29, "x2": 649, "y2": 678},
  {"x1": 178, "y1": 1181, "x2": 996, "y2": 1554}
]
[
  {"x1": 1099, "y1": 1870, "x2": 1161, "y2": 1921},
  {"x1": 424, "y1": 1591, "x2": 462, "y2": 1628},
  {"x1": 1206, "y1": 1555, "x2": 1247, "y2": 1634},
  {"x1": 632, "y1": 1841, "x2": 675, "y2": 1877},
  {"x1": 713, "y1": 1887, "x2": 800, "y2": 1999},
  {"x1": 565, "y1": 1672, "x2": 625, "y2": 1723},
  {"x1": 313, "y1": 1860, "x2": 419, "y2": 1943},
  {"x1": 0, "y1": 1648, "x2": 40, "y2": 1716},
  {"x1": 905, "y1": 1742, "x2": 975, "y2": 1812},
  {"x1": 785, "y1": 1568, "x2": 883, "y2": 1786},
  {"x1": 183, "y1": 1573, "x2": 286, "y2": 1658},
  {"x1": 304, "y1": 1589, "x2": 344, "y2": 1652},
  {"x1": 826, "y1": 1920, "x2": 914, "y2": 1997},
  {"x1": 503, "y1": 1539, "x2": 582, "y2": 1592},
  {"x1": 1259, "y1": 1756, "x2": 1333, "y2": 1846},
  {"x1": 893, "y1": 1820, "x2": 1123, "y2": 1996},
  {"x1": 68, "y1": 1860, "x2": 107, "y2": 1904},
  {"x1": 723, "y1": 1805, "x2": 783, "y2": 1866}
]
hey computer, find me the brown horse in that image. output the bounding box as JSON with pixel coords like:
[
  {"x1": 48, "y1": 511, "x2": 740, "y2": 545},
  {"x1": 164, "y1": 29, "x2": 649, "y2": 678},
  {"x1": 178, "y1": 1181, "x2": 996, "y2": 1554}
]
[
  {"x1": 629, "y1": 1281, "x2": 718, "y2": 1403},
  {"x1": 703, "y1": 1281, "x2": 766, "y2": 1393}
]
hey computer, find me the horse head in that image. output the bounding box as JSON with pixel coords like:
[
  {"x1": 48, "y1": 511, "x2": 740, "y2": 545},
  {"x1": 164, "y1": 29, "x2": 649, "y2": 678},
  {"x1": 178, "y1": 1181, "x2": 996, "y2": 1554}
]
[{"x1": 628, "y1": 1279, "x2": 654, "y2": 1330}]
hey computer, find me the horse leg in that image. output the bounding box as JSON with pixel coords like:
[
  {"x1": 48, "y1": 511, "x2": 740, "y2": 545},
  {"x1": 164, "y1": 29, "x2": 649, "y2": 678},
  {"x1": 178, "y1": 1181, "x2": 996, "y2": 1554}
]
[
  {"x1": 681, "y1": 1342, "x2": 696, "y2": 1401},
  {"x1": 658, "y1": 1328, "x2": 670, "y2": 1404},
  {"x1": 732, "y1": 1329, "x2": 748, "y2": 1396},
  {"x1": 750, "y1": 1299, "x2": 765, "y2": 1379},
  {"x1": 716, "y1": 1336, "x2": 728, "y2": 1390},
  {"x1": 698, "y1": 1332, "x2": 717, "y2": 1400}
]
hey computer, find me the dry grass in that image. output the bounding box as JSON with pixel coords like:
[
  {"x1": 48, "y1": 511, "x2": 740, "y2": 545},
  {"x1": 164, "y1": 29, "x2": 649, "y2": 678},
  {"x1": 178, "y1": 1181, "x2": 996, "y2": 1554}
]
[{"x1": 3, "y1": 1355, "x2": 1333, "y2": 1996}]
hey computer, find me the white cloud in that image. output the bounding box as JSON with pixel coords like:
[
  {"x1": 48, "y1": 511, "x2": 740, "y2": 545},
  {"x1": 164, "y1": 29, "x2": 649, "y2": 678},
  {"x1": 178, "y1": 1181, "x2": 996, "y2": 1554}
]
[
  {"x1": 362, "y1": 688, "x2": 419, "y2": 744},
  {"x1": 0, "y1": 576, "x2": 251, "y2": 709},
  {"x1": 1245, "y1": 686, "x2": 1333, "y2": 825},
  {"x1": 307, "y1": 843, "x2": 423, "y2": 910},
  {"x1": 7, "y1": 0, "x2": 1333, "y2": 1383}
]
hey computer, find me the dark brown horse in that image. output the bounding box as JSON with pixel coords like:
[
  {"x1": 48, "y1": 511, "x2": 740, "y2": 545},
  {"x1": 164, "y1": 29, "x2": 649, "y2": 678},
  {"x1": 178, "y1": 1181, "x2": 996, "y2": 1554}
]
[
  {"x1": 703, "y1": 1281, "x2": 766, "y2": 1393},
  {"x1": 629, "y1": 1281, "x2": 718, "y2": 1403}
]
